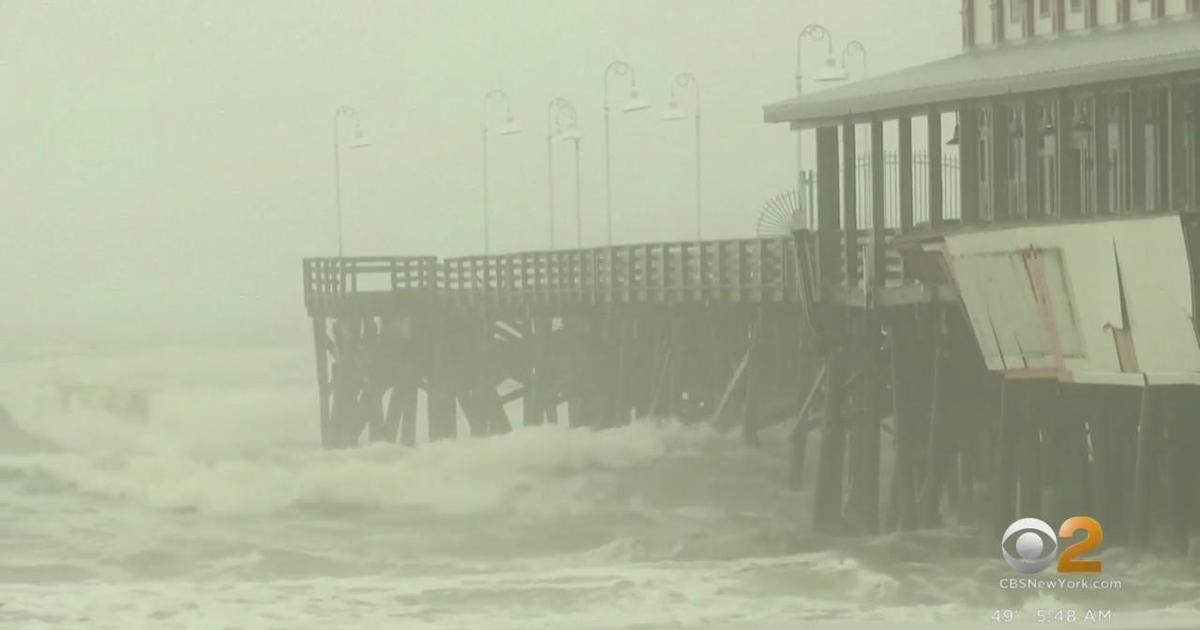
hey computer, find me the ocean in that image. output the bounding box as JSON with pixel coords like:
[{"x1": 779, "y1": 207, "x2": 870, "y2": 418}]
[{"x1": 1, "y1": 344, "x2": 1198, "y2": 629}]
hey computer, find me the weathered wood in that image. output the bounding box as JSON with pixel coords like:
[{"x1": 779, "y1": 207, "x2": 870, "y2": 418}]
[
  {"x1": 713, "y1": 343, "x2": 751, "y2": 427},
  {"x1": 427, "y1": 310, "x2": 458, "y2": 441},
  {"x1": 889, "y1": 315, "x2": 921, "y2": 531},
  {"x1": 1017, "y1": 383, "x2": 1042, "y2": 519},
  {"x1": 742, "y1": 314, "x2": 763, "y2": 446},
  {"x1": 898, "y1": 115, "x2": 914, "y2": 233},
  {"x1": 813, "y1": 347, "x2": 847, "y2": 534},
  {"x1": 816, "y1": 125, "x2": 842, "y2": 286},
  {"x1": 312, "y1": 317, "x2": 333, "y2": 448},
  {"x1": 842, "y1": 122, "x2": 859, "y2": 287},
  {"x1": 1132, "y1": 385, "x2": 1158, "y2": 547},
  {"x1": 329, "y1": 317, "x2": 366, "y2": 448},
  {"x1": 919, "y1": 309, "x2": 949, "y2": 528},
  {"x1": 870, "y1": 120, "x2": 887, "y2": 299},
  {"x1": 959, "y1": 106, "x2": 980, "y2": 224},
  {"x1": 847, "y1": 311, "x2": 882, "y2": 534},
  {"x1": 993, "y1": 378, "x2": 1020, "y2": 539},
  {"x1": 928, "y1": 109, "x2": 944, "y2": 227}
]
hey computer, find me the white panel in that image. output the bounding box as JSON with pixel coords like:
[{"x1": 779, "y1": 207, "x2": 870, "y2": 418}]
[
  {"x1": 943, "y1": 215, "x2": 1200, "y2": 383},
  {"x1": 1131, "y1": 0, "x2": 1154, "y2": 19},
  {"x1": 1037, "y1": 250, "x2": 1086, "y2": 358},
  {"x1": 951, "y1": 255, "x2": 1005, "y2": 366},
  {"x1": 1112, "y1": 218, "x2": 1200, "y2": 374},
  {"x1": 1165, "y1": 0, "x2": 1189, "y2": 15}
]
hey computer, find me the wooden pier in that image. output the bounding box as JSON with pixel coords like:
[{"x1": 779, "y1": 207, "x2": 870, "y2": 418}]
[
  {"x1": 302, "y1": 236, "x2": 877, "y2": 448},
  {"x1": 302, "y1": 12, "x2": 1200, "y2": 551}
]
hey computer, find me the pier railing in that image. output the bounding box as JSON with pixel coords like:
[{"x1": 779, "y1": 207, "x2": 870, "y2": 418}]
[
  {"x1": 302, "y1": 233, "x2": 909, "y2": 314},
  {"x1": 440, "y1": 239, "x2": 799, "y2": 306}
]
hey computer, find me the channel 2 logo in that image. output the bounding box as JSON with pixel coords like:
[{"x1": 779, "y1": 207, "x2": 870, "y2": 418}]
[{"x1": 1001, "y1": 516, "x2": 1103, "y2": 574}]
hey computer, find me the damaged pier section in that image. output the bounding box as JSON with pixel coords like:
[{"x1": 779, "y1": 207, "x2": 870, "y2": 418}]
[{"x1": 303, "y1": 240, "x2": 817, "y2": 453}]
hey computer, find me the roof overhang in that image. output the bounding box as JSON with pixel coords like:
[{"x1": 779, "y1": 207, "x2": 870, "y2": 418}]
[{"x1": 764, "y1": 18, "x2": 1200, "y2": 129}]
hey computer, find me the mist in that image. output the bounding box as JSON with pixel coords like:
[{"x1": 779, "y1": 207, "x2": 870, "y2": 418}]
[{"x1": 0, "y1": 0, "x2": 958, "y2": 347}]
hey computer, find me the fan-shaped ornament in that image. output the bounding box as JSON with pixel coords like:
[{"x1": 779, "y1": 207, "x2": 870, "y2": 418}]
[{"x1": 754, "y1": 189, "x2": 806, "y2": 238}]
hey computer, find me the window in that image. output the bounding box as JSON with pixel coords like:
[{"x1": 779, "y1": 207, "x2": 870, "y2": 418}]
[
  {"x1": 1011, "y1": 0, "x2": 1025, "y2": 22},
  {"x1": 1040, "y1": 0, "x2": 1052, "y2": 17},
  {"x1": 1007, "y1": 105, "x2": 1028, "y2": 219},
  {"x1": 1107, "y1": 96, "x2": 1130, "y2": 213}
]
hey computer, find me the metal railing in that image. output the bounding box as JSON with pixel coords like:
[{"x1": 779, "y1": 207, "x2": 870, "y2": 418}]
[{"x1": 794, "y1": 151, "x2": 963, "y2": 231}]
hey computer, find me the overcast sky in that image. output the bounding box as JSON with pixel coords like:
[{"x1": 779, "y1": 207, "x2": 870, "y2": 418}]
[{"x1": 0, "y1": 0, "x2": 959, "y2": 348}]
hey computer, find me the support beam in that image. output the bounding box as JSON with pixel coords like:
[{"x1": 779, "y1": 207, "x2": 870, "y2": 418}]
[
  {"x1": 993, "y1": 378, "x2": 1020, "y2": 539},
  {"x1": 898, "y1": 115, "x2": 914, "y2": 233},
  {"x1": 842, "y1": 121, "x2": 860, "y2": 287},
  {"x1": 919, "y1": 309, "x2": 950, "y2": 527},
  {"x1": 428, "y1": 310, "x2": 458, "y2": 441},
  {"x1": 813, "y1": 346, "x2": 847, "y2": 534},
  {"x1": 992, "y1": 102, "x2": 1010, "y2": 221},
  {"x1": 869, "y1": 120, "x2": 886, "y2": 299},
  {"x1": 312, "y1": 317, "x2": 333, "y2": 448},
  {"x1": 928, "y1": 109, "x2": 944, "y2": 227},
  {"x1": 847, "y1": 312, "x2": 882, "y2": 534},
  {"x1": 1132, "y1": 385, "x2": 1158, "y2": 547},
  {"x1": 816, "y1": 126, "x2": 842, "y2": 288},
  {"x1": 959, "y1": 106, "x2": 980, "y2": 224}
]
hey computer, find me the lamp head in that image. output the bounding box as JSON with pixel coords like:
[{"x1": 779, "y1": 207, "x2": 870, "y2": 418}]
[
  {"x1": 663, "y1": 98, "x2": 687, "y2": 121},
  {"x1": 498, "y1": 115, "x2": 523, "y2": 136},
  {"x1": 815, "y1": 54, "x2": 848, "y2": 83},
  {"x1": 623, "y1": 86, "x2": 649, "y2": 113},
  {"x1": 558, "y1": 124, "x2": 583, "y2": 141},
  {"x1": 946, "y1": 124, "x2": 960, "y2": 146},
  {"x1": 349, "y1": 128, "x2": 371, "y2": 149}
]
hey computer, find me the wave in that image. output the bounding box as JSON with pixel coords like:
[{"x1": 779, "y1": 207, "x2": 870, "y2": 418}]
[{"x1": 3, "y1": 419, "x2": 736, "y2": 518}]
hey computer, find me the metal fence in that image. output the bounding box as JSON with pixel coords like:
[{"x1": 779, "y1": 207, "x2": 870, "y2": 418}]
[{"x1": 794, "y1": 151, "x2": 962, "y2": 231}]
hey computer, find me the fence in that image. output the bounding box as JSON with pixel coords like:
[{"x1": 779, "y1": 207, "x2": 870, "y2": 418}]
[{"x1": 794, "y1": 151, "x2": 962, "y2": 231}]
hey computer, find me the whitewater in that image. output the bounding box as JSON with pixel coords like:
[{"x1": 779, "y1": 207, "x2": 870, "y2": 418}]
[{"x1": 1, "y1": 344, "x2": 1198, "y2": 629}]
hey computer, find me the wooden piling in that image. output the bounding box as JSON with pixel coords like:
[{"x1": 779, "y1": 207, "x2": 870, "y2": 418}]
[
  {"x1": 1132, "y1": 385, "x2": 1159, "y2": 548},
  {"x1": 813, "y1": 346, "x2": 847, "y2": 534},
  {"x1": 992, "y1": 378, "x2": 1020, "y2": 539},
  {"x1": 919, "y1": 309, "x2": 950, "y2": 528},
  {"x1": 847, "y1": 312, "x2": 882, "y2": 534},
  {"x1": 312, "y1": 317, "x2": 333, "y2": 448},
  {"x1": 427, "y1": 310, "x2": 458, "y2": 441}
]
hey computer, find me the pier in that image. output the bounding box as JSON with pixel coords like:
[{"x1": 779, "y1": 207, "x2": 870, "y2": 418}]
[{"x1": 303, "y1": 9, "x2": 1200, "y2": 549}]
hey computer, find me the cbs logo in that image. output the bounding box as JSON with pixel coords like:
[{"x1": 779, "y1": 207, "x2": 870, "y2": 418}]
[{"x1": 1001, "y1": 516, "x2": 1103, "y2": 574}]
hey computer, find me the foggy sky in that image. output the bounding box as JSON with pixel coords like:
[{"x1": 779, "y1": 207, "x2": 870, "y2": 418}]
[{"x1": 0, "y1": 0, "x2": 958, "y2": 348}]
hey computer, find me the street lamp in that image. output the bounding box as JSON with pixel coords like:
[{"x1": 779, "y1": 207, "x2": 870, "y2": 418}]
[
  {"x1": 547, "y1": 97, "x2": 583, "y2": 249},
  {"x1": 482, "y1": 89, "x2": 522, "y2": 255},
  {"x1": 663, "y1": 72, "x2": 702, "y2": 241},
  {"x1": 794, "y1": 25, "x2": 847, "y2": 230},
  {"x1": 333, "y1": 105, "x2": 370, "y2": 258},
  {"x1": 842, "y1": 40, "x2": 868, "y2": 80},
  {"x1": 603, "y1": 60, "x2": 649, "y2": 246}
]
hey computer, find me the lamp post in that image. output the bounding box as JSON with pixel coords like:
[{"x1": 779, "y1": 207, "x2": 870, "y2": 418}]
[
  {"x1": 333, "y1": 105, "x2": 370, "y2": 258},
  {"x1": 547, "y1": 98, "x2": 583, "y2": 249},
  {"x1": 842, "y1": 40, "x2": 868, "y2": 80},
  {"x1": 482, "y1": 89, "x2": 522, "y2": 255},
  {"x1": 663, "y1": 73, "x2": 702, "y2": 241},
  {"x1": 546, "y1": 97, "x2": 581, "y2": 250},
  {"x1": 794, "y1": 25, "x2": 847, "y2": 230},
  {"x1": 603, "y1": 60, "x2": 649, "y2": 246}
]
